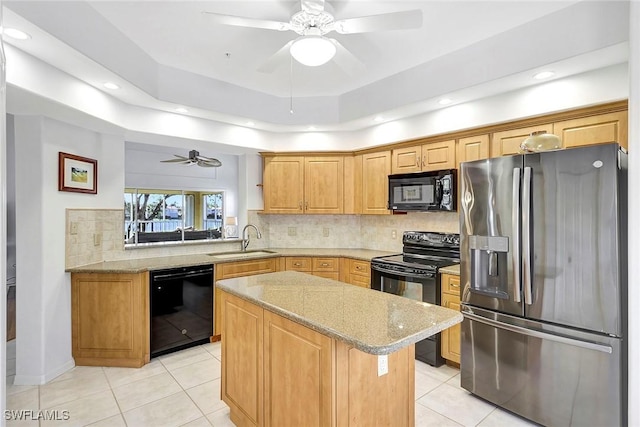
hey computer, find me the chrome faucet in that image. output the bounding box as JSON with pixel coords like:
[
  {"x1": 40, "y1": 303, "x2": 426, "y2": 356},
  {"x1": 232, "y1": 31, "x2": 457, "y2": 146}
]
[{"x1": 241, "y1": 224, "x2": 262, "y2": 251}]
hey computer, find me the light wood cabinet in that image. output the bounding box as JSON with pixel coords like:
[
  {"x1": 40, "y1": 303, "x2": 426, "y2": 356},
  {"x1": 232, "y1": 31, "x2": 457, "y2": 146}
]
[
  {"x1": 262, "y1": 156, "x2": 304, "y2": 214},
  {"x1": 263, "y1": 309, "x2": 333, "y2": 427},
  {"x1": 285, "y1": 256, "x2": 340, "y2": 281},
  {"x1": 440, "y1": 273, "x2": 461, "y2": 364},
  {"x1": 71, "y1": 272, "x2": 150, "y2": 368},
  {"x1": 263, "y1": 155, "x2": 344, "y2": 214},
  {"x1": 491, "y1": 124, "x2": 553, "y2": 157},
  {"x1": 553, "y1": 111, "x2": 628, "y2": 150},
  {"x1": 340, "y1": 258, "x2": 371, "y2": 288},
  {"x1": 392, "y1": 140, "x2": 456, "y2": 174},
  {"x1": 361, "y1": 151, "x2": 391, "y2": 215},
  {"x1": 423, "y1": 140, "x2": 457, "y2": 171},
  {"x1": 391, "y1": 145, "x2": 422, "y2": 174},
  {"x1": 220, "y1": 291, "x2": 264, "y2": 427},
  {"x1": 214, "y1": 258, "x2": 278, "y2": 337},
  {"x1": 220, "y1": 289, "x2": 415, "y2": 427},
  {"x1": 457, "y1": 134, "x2": 490, "y2": 165}
]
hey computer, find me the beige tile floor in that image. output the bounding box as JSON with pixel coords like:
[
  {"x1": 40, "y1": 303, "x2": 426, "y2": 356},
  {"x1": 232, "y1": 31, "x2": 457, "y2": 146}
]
[{"x1": 6, "y1": 340, "x2": 538, "y2": 426}]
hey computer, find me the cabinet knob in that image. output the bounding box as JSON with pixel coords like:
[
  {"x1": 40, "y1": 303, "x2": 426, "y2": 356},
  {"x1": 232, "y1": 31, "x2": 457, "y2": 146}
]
[
  {"x1": 305, "y1": 201, "x2": 309, "y2": 210},
  {"x1": 321, "y1": 263, "x2": 329, "y2": 267},
  {"x1": 294, "y1": 262, "x2": 301, "y2": 267},
  {"x1": 450, "y1": 283, "x2": 460, "y2": 288}
]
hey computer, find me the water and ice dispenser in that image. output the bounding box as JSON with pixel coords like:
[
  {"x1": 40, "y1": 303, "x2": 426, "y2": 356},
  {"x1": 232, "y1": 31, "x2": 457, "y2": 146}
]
[{"x1": 469, "y1": 235, "x2": 510, "y2": 299}]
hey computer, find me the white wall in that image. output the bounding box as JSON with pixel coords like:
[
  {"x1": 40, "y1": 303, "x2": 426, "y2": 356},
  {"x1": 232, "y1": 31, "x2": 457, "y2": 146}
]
[{"x1": 13, "y1": 116, "x2": 124, "y2": 384}]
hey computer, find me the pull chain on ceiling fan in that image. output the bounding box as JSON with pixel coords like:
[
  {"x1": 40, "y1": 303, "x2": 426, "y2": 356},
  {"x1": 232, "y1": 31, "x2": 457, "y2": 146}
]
[
  {"x1": 160, "y1": 150, "x2": 222, "y2": 167},
  {"x1": 202, "y1": 0, "x2": 422, "y2": 70}
]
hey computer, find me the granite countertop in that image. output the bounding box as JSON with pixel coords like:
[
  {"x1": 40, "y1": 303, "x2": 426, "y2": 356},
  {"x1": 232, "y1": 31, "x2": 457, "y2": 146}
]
[
  {"x1": 439, "y1": 264, "x2": 460, "y2": 275},
  {"x1": 66, "y1": 248, "x2": 397, "y2": 273},
  {"x1": 216, "y1": 271, "x2": 463, "y2": 355}
]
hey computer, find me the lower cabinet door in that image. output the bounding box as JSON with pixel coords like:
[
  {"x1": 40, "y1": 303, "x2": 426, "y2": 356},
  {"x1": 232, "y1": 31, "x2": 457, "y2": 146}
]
[
  {"x1": 441, "y1": 293, "x2": 461, "y2": 363},
  {"x1": 220, "y1": 292, "x2": 264, "y2": 427},
  {"x1": 263, "y1": 310, "x2": 333, "y2": 427}
]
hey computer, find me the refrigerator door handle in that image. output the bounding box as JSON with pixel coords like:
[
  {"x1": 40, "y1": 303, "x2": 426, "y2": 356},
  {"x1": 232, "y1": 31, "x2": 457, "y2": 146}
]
[
  {"x1": 512, "y1": 168, "x2": 522, "y2": 303},
  {"x1": 522, "y1": 166, "x2": 533, "y2": 305},
  {"x1": 462, "y1": 309, "x2": 613, "y2": 354}
]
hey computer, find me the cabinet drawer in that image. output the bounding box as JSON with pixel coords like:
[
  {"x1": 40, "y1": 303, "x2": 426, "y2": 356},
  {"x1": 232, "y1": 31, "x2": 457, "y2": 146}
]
[
  {"x1": 285, "y1": 257, "x2": 312, "y2": 272},
  {"x1": 350, "y1": 274, "x2": 371, "y2": 288},
  {"x1": 349, "y1": 259, "x2": 371, "y2": 277},
  {"x1": 442, "y1": 274, "x2": 461, "y2": 296},
  {"x1": 218, "y1": 259, "x2": 277, "y2": 279},
  {"x1": 312, "y1": 257, "x2": 339, "y2": 272}
]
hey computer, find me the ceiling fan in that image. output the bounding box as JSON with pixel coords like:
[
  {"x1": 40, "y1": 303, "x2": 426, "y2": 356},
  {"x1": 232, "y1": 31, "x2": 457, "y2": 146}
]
[
  {"x1": 160, "y1": 150, "x2": 222, "y2": 167},
  {"x1": 202, "y1": 0, "x2": 423, "y2": 71}
]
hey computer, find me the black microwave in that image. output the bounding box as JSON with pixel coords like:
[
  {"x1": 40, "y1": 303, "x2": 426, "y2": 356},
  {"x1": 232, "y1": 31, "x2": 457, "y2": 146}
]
[{"x1": 388, "y1": 170, "x2": 456, "y2": 212}]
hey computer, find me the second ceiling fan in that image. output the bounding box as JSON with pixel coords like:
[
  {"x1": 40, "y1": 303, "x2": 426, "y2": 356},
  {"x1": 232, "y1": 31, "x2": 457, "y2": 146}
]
[{"x1": 203, "y1": 0, "x2": 423, "y2": 71}]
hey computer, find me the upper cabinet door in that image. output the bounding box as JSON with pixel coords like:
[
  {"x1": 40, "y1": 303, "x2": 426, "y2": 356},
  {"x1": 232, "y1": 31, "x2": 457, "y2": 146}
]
[
  {"x1": 263, "y1": 156, "x2": 304, "y2": 214},
  {"x1": 491, "y1": 124, "x2": 553, "y2": 157},
  {"x1": 361, "y1": 151, "x2": 391, "y2": 215},
  {"x1": 422, "y1": 140, "x2": 456, "y2": 171},
  {"x1": 553, "y1": 111, "x2": 628, "y2": 150},
  {"x1": 391, "y1": 145, "x2": 422, "y2": 174},
  {"x1": 458, "y1": 135, "x2": 489, "y2": 166},
  {"x1": 304, "y1": 157, "x2": 344, "y2": 214}
]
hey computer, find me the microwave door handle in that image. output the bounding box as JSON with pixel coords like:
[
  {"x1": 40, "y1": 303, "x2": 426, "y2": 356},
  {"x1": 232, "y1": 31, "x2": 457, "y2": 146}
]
[{"x1": 512, "y1": 168, "x2": 522, "y2": 303}]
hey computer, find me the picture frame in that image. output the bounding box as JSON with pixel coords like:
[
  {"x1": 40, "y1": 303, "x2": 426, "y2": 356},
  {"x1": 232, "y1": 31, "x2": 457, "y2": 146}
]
[{"x1": 58, "y1": 152, "x2": 98, "y2": 194}]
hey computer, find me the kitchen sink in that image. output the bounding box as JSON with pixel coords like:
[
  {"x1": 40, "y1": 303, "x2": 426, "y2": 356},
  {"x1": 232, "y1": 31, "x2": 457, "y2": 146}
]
[{"x1": 209, "y1": 250, "x2": 277, "y2": 259}]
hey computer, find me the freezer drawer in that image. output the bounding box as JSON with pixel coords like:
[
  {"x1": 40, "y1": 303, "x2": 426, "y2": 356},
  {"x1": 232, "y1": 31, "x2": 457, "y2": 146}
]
[{"x1": 460, "y1": 307, "x2": 625, "y2": 427}]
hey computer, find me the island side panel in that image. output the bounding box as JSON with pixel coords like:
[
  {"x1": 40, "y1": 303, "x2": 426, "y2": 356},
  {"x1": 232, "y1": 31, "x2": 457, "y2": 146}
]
[
  {"x1": 71, "y1": 272, "x2": 150, "y2": 368},
  {"x1": 220, "y1": 291, "x2": 264, "y2": 427},
  {"x1": 263, "y1": 309, "x2": 334, "y2": 427},
  {"x1": 335, "y1": 342, "x2": 415, "y2": 427}
]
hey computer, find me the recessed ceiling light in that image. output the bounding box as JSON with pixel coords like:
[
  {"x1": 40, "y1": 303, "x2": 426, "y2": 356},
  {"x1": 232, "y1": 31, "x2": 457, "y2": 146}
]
[
  {"x1": 175, "y1": 107, "x2": 189, "y2": 113},
  {"x1": 307, "y1": 126, "x2": 317, "y2": 131},
  {"x1": 4, "y1": 28, "x2": 31, "y2": 40},
  {"x1": 374, "y1": 116, "x2": 384, "y2": 123},
  {"x1": 533, "y1": 71, "x2": 555, "y2": 80},
  {"x1": 103, "y1": 82, "x2": 120, "y2": 90},
  {"x1": 245, "y1": 121, "x2": 255, "y2": 127},
  {"x1": 438, "y1": 98, "x2": 453, "y2": 105}
]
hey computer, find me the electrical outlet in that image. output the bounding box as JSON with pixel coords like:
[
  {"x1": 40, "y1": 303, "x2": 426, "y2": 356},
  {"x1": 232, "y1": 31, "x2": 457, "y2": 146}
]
[
  {"x1": 93, "y1": 233, "x2": 102, "y2": 246},
  {"x1": 322, "y1": 227, "x2": 330, "y2": 237},
  {"x1": 377, "y1": 355, "x2": 388, "y2": 376},
  {"x1": 288, "y1": 227, "x2": 297, "y2": 237},
  {"x1": 69, "y1": 221, "x2": 79, "y2": 235},
  {"x1": 391, "y1": 229, "x2": 397, "y2": 239}
]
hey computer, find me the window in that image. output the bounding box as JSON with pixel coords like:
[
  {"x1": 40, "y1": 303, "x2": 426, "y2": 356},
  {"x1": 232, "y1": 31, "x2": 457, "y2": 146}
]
[{"x1": 124, "y1": 189, "x2": 225, "y2": 245}]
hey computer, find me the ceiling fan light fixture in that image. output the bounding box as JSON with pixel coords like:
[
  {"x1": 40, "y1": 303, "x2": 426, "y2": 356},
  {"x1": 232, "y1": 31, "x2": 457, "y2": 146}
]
[{"x1": 290, "y1": 35, "x2": 336, "y2": 67}]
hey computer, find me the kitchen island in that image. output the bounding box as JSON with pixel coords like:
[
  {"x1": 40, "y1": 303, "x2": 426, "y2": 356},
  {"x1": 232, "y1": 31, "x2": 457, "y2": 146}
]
[{"x1": 216, "y1": 271, "x2": 462, "y2": 427}]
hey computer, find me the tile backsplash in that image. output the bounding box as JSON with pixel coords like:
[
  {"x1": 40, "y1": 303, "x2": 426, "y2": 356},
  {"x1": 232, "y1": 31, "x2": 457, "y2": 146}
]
[
  {"x1": 250, "y1": 210, "x2": 459, "y2": 253},
  {"x1": 66, "y1": 209, "x2": 460, "y2": 268},
  {"x1": 66, "y1": 209, "x2": 124, "y2": 269}
]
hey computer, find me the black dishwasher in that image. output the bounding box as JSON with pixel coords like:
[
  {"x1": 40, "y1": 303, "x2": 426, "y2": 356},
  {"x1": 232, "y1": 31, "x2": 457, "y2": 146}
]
[{"x1": 150, "y1": 264, "x2": 214, "y2": 358}]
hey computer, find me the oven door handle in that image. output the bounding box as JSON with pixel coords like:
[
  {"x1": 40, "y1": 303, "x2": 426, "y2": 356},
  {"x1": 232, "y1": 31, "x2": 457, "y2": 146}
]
[{"x1": 371, "y1": 264, "x2": 435, "y2": 279}]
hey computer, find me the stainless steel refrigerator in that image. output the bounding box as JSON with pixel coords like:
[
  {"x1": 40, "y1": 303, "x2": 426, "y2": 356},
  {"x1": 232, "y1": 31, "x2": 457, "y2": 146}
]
[{"x1": 459, "y1": 143, "x2": 627, "y2": 427}]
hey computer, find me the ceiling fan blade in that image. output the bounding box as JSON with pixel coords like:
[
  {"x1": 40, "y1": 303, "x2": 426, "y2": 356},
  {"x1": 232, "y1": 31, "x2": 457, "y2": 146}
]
[
  {"x1": 160, "y1": 154, "x2": 190, "y2": 163},
  {"x1": 301, "y1": 0, "x2": 325, "y2": 15},
  {"x1": 329, "y1": 39, "x2": 365, "y2": 76},
  {"x1": 331, "y1": 10, "x2": 423, "y2": 34},
  {"x1": 257, "y1": 40, "x2": 295, "y2": 73},
  {"x1": 195, "y1": 155, "x2": 223, "y2": 167},
  {"x1": 202, "y1": 11, "x2": 292, "y2": 32},
  {"x1": 197, "y1": 160, "x2": 222, "y2": 168}
]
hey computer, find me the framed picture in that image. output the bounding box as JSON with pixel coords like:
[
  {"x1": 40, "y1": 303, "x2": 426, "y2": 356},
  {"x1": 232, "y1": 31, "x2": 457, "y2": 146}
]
[{"x1": 58, "y1": 152, "x2": 98, "y2": 194}]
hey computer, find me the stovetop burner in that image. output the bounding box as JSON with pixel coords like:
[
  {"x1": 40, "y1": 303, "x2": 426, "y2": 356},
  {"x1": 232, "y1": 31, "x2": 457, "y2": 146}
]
[{"x1": 371, "y1": 231, "x2": 460, "y2": 274}]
